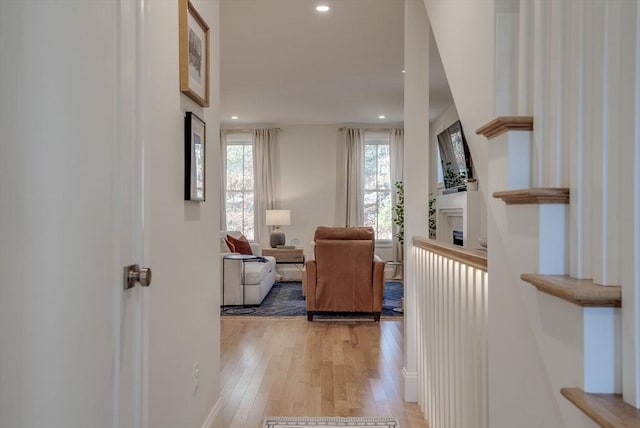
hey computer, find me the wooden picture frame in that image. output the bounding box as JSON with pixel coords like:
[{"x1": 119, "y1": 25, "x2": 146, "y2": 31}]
[
  {"x1": 179, "y1": 0, "x2": 210, "y2": 107},
  {"x1": 185, "y1": 112, "x2": 206, "y2": 201}
]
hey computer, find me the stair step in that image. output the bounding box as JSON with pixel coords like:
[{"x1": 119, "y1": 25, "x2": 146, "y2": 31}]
[
  {"x1": 493, "y1": 188, "x2": 570, "y2": 205},
  {"x1": 561, "y1": 387, "x2": 640, "y2": 428},
  {"x1": 520, "y1": 274, "x2": 621, "y2": 307},
  {"x1": 475, "y1": 115, "x2": 534, "y2": 138}
]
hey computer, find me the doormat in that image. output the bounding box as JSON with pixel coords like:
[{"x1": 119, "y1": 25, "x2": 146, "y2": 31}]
[{"x1": 263, "y1": 416, "x2": 399, "y2": 427}]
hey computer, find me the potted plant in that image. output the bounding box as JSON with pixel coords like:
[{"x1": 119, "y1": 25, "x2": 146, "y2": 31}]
[
  {"x1": 443, "y1": 162, "x2": 467, "y2": 188},
  {"x1": 393, "y1": 181, "x2": 404, "y2": 246}
]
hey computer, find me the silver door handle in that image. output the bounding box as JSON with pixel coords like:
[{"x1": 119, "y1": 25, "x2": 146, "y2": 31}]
[{"x1": 124, "y1": 264, "x2": 152, "y2": 289}]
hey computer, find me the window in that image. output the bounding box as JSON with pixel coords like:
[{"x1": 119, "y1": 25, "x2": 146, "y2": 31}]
[
  {"x1": 364, "y1": 133, "x2": 392, "y2": 241},
  {"x1": 225, "y1": 133, "x2": 254, "y2": 240},
  {"x1": 436, "y1": 145, "x2": 444, "y2": 184}
]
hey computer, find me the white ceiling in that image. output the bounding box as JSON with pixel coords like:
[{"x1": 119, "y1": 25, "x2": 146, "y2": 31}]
[{"x1": 220, "y1": 0, "x2": 452, "y2": 127}]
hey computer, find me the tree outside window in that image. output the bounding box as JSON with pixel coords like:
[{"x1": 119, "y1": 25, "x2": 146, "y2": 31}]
[
  {"x1": 225, "y1": 135, "x2": 254, "y2": 240},
  {"x1": 364, "y1": 135, "x2": 392, "y2": 241}
]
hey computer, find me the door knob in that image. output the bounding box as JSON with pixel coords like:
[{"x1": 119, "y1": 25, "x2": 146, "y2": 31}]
[{"x1": 124, "y1": 264, "x2": 152, "y2": 289}]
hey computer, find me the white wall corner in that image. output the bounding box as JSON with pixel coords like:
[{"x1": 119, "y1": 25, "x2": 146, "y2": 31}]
[
  {"x1": 402, "y1": 367, "x2": 418, "y2": 402},
  {"x1": 202, "y1": 397, "x2": 224, "y2": 428}
]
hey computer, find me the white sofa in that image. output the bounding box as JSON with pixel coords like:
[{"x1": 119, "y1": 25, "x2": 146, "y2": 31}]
[{"x1": 220, "y1": 231, "x2": 276, "y2": 305}]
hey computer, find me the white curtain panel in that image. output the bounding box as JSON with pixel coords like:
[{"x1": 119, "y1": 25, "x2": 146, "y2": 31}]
[
  {"x1": 253, "y1": 129, "x2": 277, "y2": 245},
  {"x1": 220, "y1": 129, "x2": 228, "y2": 231},
  {"x1": 343, "y1": 128, "x2": 365, "y2": 227},
  {"x1": 389, "y1": 128, "x2": 404, "y2": 278}
]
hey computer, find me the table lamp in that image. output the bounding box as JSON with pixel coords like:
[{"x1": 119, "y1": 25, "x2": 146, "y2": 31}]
[{"x1": 266, "y1": 209, "x2": 290, "y2": 248}]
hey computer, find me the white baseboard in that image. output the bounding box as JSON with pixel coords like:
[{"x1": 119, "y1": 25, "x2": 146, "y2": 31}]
[
  {"x1": 202, "y1": 396, "x2": 224, "y2": 428},
  {"x1": 403, "y1": 367, "x2": 418, "y2": 402}
]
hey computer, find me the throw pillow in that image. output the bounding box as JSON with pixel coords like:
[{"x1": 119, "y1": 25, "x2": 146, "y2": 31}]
[
  {"x1": 224, "y1": 236, "x2": 235, "y2": 252},
  {"x1": 226, "y1": 234, "x2": 253, "y2": 255}
]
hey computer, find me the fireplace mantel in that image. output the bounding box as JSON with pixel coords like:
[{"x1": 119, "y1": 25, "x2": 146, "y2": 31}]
[{"x1": 436, "y1": 191, "x2": 482, "y2": 249}]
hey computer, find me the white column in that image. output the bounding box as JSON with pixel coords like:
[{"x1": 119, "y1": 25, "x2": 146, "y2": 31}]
[
  {"x1": 621, "y1": 0, "x2": 640, "y2": 409},
  {"x1": 593, "y1": 0, "x2": 620, "y2": 287},
  {"x1": 517, "y1": 0, "x2": 533, "y2": 115},
  {"x1": 531, "y1": 0, "x2": 547, "y2": 187},
  {"x1": 404, "y1": 0, "x2": 430, "y2": 403},
  {"x1": 544, "y1": 0, "x2": 565, "y2": 187},
  {"x1": 568, "y1": 0, "x2": 592, "y2": 280},
  {"x1": 584, "y1": 0, "x2": 616, "y2": 287},
  {"x1": 494, "y1": 0, "x2": 519, "y2": 115}
]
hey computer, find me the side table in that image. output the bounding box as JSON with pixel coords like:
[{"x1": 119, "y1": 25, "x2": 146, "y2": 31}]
[
  {"x1": 262, "y1": 247, "x2": 305, "y2": 291},
  {"x1": 261, "y1": 247, "x2": 304, "y2": 264},
  {"x1": 222, "y1": 254, "x2": 263, "y2": 314}
]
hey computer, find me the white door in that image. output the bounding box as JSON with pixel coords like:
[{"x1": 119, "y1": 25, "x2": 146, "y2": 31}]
[
  {"x1": 115, "y1": 0, "x2": 150, "y2": 426},
  {"x1": 0, "y1": 1, "x2": 148, "y2": 426}
]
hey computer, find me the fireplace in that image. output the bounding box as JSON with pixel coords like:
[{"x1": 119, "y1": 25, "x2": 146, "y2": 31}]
[
  {"x1": 452, "y1": 230, "x2": 464, "y2": 246},
  {"x1": 435, "y1": 191, "x2": 482, "y2": 249}
]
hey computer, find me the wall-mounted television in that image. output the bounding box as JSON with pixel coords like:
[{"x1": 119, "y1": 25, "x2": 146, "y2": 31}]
[{"x1": 437, "y1": 120, "x2": 473, "y2": 189}]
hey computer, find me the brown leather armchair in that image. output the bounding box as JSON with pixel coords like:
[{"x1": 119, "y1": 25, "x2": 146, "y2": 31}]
[{"x1": 305, "y1": 226, "x2": 385, "y2": 321}]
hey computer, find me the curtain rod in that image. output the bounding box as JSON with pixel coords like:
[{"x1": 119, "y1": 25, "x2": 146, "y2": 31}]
[
  {"x1": 224, "y1": 128, "x2": 280, "y2": 133},
  {"x1": 338, "y1": 127, "x2": 392, "y2": 132}
]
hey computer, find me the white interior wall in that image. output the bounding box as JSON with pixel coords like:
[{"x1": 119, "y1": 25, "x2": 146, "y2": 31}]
[
  {"x1": 275, "y1": 125, "x2": 338, "y2": 255},
  {"x1": 425, "y1": 1, "x2": 491, "y2": 245},
  {"x1": 274, "y1": 125, "x2": 394, "y2": 280},
  {"x1": 424, "y1": 0, "x2": 493, "y2": 199},
  {"x1": 430, "y1": 101, "x2": 490, "y2": 249},
  {"x1": 147, "y1": 1, "x2": 222, "y2": 427}
]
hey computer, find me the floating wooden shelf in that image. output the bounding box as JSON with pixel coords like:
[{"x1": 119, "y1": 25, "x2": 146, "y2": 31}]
[
  {"x1": 520, "y1": 274, "x2": 621, "y2": 307},
  {"x1": 561, "y1": 387, "x2": 640, "y2": 428},
  {"x1": 493, "y1": 188, "x2": 570, "y2": 205},
  {"x1": 476, "y1": 116, "x2": 534, "y2": 139}
]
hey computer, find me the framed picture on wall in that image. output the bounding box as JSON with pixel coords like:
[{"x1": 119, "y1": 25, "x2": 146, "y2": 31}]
[
  {"x1": 179, "y1": 0, "x2": 210, "y2": 107},
  {"x1": 185, "y1": 112, "x2": 206, "y2": 201}
]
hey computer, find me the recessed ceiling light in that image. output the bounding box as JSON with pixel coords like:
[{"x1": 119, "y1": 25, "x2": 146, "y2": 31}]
[
  {"x1": 378, "y1": 115, "x2": 386, "y2": 119},
  {"x1": 316, "y1": 5, "x2": 330, "y2": 12},
  {"x1": 402, "y1": 69, "x2": 406, "y2": 73},
  {"x1": 231, "y1": 116, "x2": 239, "y2": 120}
]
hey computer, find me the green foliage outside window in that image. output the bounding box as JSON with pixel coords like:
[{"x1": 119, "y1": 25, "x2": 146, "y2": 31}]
[
  {"x1": 364, "y1": 142, "x2": 392, "y2": 240},
  {"x1": 428, "y1": 193, "x2": 436, "y2": 239}
]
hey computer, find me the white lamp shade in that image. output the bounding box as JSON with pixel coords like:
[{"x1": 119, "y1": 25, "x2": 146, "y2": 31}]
[{"x1": 266, "y1": 210, "x2": 291, "y2": 226}]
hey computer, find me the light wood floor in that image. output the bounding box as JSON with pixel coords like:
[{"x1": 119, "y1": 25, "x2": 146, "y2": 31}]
[{"x1": 221, "y1": 317, "x2": 430, "y2": 428}]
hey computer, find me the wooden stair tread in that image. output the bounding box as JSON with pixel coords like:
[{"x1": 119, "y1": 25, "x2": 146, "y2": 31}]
[
  {"x1": 476, "y1": 116, "x2": 534, "y2": 138},
  {"x1": 561, "y1": 388, "x2": 640, "y2": 428},
  {"x1": 520, "y1": 274, "x2": 621, "y2": 307},
  {"x1": 493, "y1": 188, "x2": 570, "y2": 204}
]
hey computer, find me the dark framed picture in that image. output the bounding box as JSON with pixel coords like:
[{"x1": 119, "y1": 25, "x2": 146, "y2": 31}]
[
  {"x1": 185, "y1": 112, "x2": 206, "y2": 201},
  {"x1": 179, "y1": 0, "x2": 210, "y2": 107}
]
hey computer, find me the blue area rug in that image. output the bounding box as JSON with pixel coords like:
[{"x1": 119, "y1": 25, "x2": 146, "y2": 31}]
[{"x1": 222, "y1": 281, "x2": 403, "y2": 318}]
